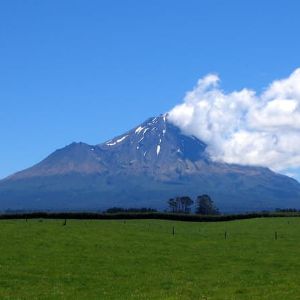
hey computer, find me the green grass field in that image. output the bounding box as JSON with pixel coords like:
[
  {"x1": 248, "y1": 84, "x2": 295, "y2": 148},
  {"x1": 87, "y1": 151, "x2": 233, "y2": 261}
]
[{"x1": 1, "y1": 218, "x2": 300, "y2": 299}]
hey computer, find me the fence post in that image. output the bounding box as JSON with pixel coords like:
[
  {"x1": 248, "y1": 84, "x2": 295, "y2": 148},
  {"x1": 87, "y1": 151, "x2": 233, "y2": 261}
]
[
  {"x1": 224, "y1": 231, "x2": 227, "y2": 240},
  {"x1": 275, "y1": 231, "x2": 277, "y2": 240},
  {"x1": 172, "y1": 226, "x2": 175, "y2": 236}
]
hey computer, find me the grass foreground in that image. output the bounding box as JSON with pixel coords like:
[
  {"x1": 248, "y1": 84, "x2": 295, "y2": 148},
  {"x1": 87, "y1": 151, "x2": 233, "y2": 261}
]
[{"x1": 0, "y1": 218, "x2": 300, "y2": 299}]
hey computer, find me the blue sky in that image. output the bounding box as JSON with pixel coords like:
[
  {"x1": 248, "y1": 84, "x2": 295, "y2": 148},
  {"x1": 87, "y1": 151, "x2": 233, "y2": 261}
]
[{"x1": 1, "y1": 0, "x2": 300, "y2": 179}]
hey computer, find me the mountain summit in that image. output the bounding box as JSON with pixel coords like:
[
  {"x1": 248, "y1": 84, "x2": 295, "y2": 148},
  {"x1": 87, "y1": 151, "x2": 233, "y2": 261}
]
[{"x1": 1, "y1": 115, "x2": 300, "y2": 212}]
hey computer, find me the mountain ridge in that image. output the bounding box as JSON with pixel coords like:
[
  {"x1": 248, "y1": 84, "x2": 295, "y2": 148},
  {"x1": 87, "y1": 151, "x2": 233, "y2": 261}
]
[{"x1": 1, "y1": 115, "x2": 300, "y2": 212}]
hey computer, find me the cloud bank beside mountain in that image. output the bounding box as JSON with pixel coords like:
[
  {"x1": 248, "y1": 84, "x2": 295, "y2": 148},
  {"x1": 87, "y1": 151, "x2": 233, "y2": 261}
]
[{"x1": 168, "y1": 68, "x2": 300, "y2": 178}]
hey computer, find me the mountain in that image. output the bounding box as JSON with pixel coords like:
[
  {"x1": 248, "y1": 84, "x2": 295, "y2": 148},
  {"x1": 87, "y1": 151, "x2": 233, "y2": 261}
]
[{"x1": 1, "y1": 115, "x2": 300, "y2": 212}]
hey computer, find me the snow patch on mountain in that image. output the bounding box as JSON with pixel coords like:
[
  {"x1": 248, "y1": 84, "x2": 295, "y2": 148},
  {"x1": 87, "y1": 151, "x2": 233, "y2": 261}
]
[
  {"x1": 106, "y1": 135, "x2": 129, "y2": 146},
  {"x1": 135, "y1": 126, "x2": 144, "y2": 134},
  {"x1": 156, "y1": 145, "x2": 161, "y2": 156}
]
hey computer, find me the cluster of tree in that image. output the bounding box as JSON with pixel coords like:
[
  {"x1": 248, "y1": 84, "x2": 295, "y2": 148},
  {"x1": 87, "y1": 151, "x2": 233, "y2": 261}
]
[
  {"x1": 167, "y1": 196, "x2": 194, "y2": 213},
  {"x1": 167, "y1": 194, "x2": 219, "y2": 215},
  {"x1": 104, "y1": 207, "x2": 157, "y2": 214}
]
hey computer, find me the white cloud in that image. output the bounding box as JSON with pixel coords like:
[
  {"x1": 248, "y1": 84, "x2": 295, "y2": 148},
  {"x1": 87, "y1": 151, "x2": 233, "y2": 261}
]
[{"x1": 168, "y1": 68, "x2": 300, "y2": 178}]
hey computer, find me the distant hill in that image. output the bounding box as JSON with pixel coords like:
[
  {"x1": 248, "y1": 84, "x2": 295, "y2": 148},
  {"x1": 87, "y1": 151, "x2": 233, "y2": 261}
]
[{"x1": 1, "y1": 115, "x2": 300, "y2": 212}]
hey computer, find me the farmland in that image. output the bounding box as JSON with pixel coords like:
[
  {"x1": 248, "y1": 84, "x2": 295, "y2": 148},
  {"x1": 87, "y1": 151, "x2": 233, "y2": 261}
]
[{"x1": 0, "y1": 217, "x2": 300, "y2": 299}]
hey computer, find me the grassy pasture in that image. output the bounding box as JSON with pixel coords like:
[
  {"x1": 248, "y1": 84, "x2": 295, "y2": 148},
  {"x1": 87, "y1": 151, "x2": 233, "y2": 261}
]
[{"x1": 0, "y1": 218, "x2": 300, "y2": 299}]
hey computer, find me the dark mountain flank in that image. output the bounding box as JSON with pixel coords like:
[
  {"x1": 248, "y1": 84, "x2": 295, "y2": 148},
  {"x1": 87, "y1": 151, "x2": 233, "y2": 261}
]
[{"x1": 1, "y1": 115, "x2": 300, "y2": 212}]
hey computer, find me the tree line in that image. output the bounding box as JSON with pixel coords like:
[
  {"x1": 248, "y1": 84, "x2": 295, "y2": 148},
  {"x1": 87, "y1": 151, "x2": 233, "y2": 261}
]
[
  {"x1": 2, "y1": 211, "x2": 299, "y2": 223},
  {"x1": 167, "y1": 194, "x2": 219, "y2": 215},
  {"x1": 105, "y1": 207, "x2": 157, "y2": 213}
]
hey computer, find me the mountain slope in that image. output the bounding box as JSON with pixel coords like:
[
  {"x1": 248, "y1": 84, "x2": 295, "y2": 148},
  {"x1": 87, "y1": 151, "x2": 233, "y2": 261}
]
[{"x1": 1, "y1": 115, "x2": 300, "y2": 212}]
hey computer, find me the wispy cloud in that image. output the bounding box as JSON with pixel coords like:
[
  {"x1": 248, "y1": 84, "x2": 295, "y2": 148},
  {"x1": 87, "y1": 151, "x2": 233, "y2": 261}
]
[{"x1": 168, "y1": 68, "x2": 300, "y2": 177}]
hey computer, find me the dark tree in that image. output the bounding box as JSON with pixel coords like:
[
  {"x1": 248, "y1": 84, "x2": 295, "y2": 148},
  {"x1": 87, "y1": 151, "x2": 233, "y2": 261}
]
[
  {"x1": 181, "y1": 196, "x2": 194, "y2": 213},
  {"x1": 168, "y1": 198, "x2": 177, "y2": 213},
  {"x1": 168, "y1": 196, "x2": 193, "y2": 213},
  {"x1": 196, "y1": 194, "x2": 219, "y2": 215}
]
